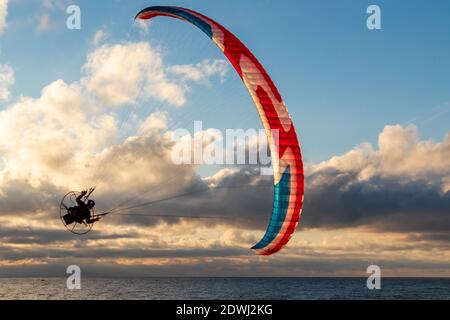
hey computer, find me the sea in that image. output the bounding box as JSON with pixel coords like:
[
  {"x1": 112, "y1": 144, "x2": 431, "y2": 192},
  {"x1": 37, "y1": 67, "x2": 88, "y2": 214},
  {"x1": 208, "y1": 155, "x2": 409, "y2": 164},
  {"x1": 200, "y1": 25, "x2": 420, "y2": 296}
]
[{"x1": 0, "y1": 277, "x2": 448, "y2": 300}]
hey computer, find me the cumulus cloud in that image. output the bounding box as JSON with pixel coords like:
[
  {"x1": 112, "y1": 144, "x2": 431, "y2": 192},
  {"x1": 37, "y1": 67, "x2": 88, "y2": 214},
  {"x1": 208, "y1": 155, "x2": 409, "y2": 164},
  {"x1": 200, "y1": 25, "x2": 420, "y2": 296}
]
[
  {"x1": 304, "y1": 125, "x2": 450, "y2": 237},
  {"x1": 0, "y1": 79, "x2": 118, "y2": 191},
  {"x1": 168, "y1": 59, "x2": 229, "y2": 83},
  {"x1": 83, "y1": 43, "x2": 230, "y2": 108},
  {"x1": 83, "y1": 42, "x2": 187, "y2": 107},
  {"x1": 138, "y1": 111, "x2": 168, "y2": 135},
  {"x1": 88, "y1": 116, "x2": 200, "y2": 200}
]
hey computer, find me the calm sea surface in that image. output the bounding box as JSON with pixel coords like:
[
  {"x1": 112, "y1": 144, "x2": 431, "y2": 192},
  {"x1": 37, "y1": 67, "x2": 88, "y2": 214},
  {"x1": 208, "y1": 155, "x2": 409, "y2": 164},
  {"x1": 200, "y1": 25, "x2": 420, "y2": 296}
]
[{"x1": 0, "y1": 277, "x2": 448, "y2": 300}]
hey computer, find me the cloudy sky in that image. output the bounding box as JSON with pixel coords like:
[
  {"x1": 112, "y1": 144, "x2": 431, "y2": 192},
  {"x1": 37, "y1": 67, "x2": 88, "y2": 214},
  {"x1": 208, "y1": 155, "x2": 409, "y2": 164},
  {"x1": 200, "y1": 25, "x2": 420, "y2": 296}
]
[{"x1": 0, "y1": 0, "x2": 449, "y2": 277}]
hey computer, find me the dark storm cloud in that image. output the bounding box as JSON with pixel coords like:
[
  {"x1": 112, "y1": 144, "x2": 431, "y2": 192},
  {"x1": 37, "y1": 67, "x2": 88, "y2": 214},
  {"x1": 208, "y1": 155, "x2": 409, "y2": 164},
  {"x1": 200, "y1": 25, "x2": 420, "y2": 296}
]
[
  {"x1": 1, "y1": 251, "x2": 449, "y2": 278},
  {"x1": 1, "y1": 164, "x2": 449, "y2": 249},
  {"x1": 406, "y1": 232, "x2": 450, "y2": 243},
  {"x1": 106, "y1": 167, "x2": 274, "y2": 230},
  {"x1": 114, "y1": 164, "x2": 450, "y2": 242},
  {"x1": 302, "y1": 168, "x2": 450, "y2": 235},
  {"x1": 0, "y1": 243, "x2": 248, "y2": 261},
  {"x1": 13, "y1": 166, "x2": 449, "y2": 240},
  {"x1": 0, "y1": 224, "x2": 136, "y2": 245},
  {"x1": 0, "y1": 179, "x2": 61, "y2": 215}
]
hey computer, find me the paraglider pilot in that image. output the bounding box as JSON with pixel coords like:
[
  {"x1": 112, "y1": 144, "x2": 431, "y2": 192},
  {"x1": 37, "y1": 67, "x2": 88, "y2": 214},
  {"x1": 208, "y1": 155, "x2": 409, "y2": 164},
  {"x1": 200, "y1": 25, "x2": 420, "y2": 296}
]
[{"x1": 74, "y1": 188, "x2": 99, "y2": 224}]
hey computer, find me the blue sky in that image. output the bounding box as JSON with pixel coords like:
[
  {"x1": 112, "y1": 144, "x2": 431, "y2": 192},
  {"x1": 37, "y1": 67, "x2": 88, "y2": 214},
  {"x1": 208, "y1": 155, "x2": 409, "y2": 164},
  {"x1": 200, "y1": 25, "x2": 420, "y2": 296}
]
[{"x1": 2, "y1": 0, "x2": 449, "y2": 163}]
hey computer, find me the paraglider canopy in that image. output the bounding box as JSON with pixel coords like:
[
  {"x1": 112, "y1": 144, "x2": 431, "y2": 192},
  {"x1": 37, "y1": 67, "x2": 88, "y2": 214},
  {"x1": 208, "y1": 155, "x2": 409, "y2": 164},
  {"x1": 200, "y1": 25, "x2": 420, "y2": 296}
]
[{"x1": 135, "y1": 6, "x2": 305, "y2": 255}]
